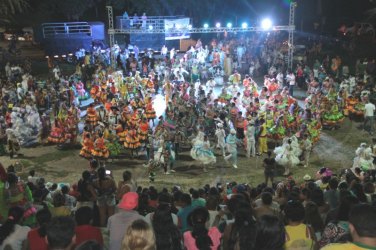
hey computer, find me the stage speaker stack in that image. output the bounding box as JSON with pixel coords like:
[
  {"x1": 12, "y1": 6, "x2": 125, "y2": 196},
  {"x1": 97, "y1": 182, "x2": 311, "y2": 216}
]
[{"x1": 129, "y1": 33, "x2": 165, "y2": 51}]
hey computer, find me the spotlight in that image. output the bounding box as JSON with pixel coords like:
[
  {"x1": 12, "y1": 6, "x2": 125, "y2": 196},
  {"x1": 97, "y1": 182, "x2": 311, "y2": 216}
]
[
  {"x1": 241, "y1": 22, "x2": 248, "y2": 29},
  {"x1": 226, "y1": 23, "x2": 232, "y2": 28},
  {"x1": 203, "y1": 23, "x2": 209, "y2": 29},
  {"x1": 188, "y1": 24, "x2": 192, "y2": 30},
  {"x1": 148, "y1": 25, "x2": 153, "y2": 30},
  {"x1": 54, "y1": 55, "x2": 59, "y2": 58},
  {"x1": 261, "y1": 18, "x2": 272, "y2": 30},
  {"x1": 62, "y1": 55, "x2": 66, "y2": 58},
  {"x1": 215, "y1": 22, "x2": 221, "y2": 28}
]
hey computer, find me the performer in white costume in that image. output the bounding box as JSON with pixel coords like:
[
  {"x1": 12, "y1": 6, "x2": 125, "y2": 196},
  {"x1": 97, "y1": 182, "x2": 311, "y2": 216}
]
[
  {"x1": 275, "y1": 138, "x2": 300, "y2": 175},
  {"x1": 191, "y1": 130, "x2": 216, "y2": 172},
  {"x1": 245, "y1": 121, "x2": 256, "y2": 158},
  {"x1": 224, "y1": 129, "x2": 238, "y2": 169},
  {"x1": 215, "y1": 123, "x2": 226, "y2": 156},
  {"x1": 352, "y1": 143, "x2": 374, "y2": 172}
]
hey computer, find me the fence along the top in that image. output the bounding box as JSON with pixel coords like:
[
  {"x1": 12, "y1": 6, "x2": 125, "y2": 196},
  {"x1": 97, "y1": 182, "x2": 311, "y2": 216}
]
[
  {"x1": 116, "y1": 16, "x2": 189, "y2": 30},
  {"x1": 42, "y1": 22, "x2": 92, "y2": 38}
]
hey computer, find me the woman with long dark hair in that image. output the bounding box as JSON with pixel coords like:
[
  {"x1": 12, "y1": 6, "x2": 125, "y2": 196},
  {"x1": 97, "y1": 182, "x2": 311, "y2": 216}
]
[
  {"x1": 26, "y1": 207, "x2": 51, "y2": 250},
  {"x1": 152, "y1": 203, "x2": 182, "y2": 250},
  {"x1": 93, "y1": 166, "x2": 116, "y2": 227},
  {"x1": 184, "y1": 207, "x2": 221, "y2": 250},
  {"x1": 223, "y1": 201, "x2": 257, "y2": 250},
  {"x1": 304, "y1": 201, "x2": 324, "y2": 239},
  {"x1": 76, "y1": 170, "x2": 97, "y2": 210},
  {"x1": 0, "y1": 206, "x2": 30, "y2": 249},
  {"x1": 254, "y1": 215, "x2": 285, "y2": 250},
  {"x1": 319, "y1": 194, "x2": 359, "y2": 248}
]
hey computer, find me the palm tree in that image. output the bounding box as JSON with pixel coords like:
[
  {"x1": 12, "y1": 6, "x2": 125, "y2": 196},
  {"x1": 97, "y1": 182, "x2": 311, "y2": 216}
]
[{"x1": 0, "y1": 0, "x2": 29, "y2": 23}]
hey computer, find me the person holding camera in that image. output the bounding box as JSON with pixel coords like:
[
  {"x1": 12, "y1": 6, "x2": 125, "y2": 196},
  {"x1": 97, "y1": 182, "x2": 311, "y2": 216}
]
[{"x1": 93, "y1": 167, "x2": 117, "y2": 227}]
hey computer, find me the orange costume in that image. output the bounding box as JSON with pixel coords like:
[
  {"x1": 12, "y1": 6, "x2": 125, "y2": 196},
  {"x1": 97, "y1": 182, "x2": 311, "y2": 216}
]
[
  {"x1": 138, "y1": 120, "x2": 149, "y2": 142},
  {"x1": 86, "y1": 105, "x2": 98, "y2": 126},
  {"x1": 124, "y1": 128, "x2": 141, "y2": 149},
  {"x1": 79, "y1": 134, "x2": 94, "y2": 158},
  {"x1": 91, "y1": 137, "x2": 110, "y2": 159},
  {"x1": 146, "y1": 79, "x2": 154, "y2": 90},
  {"x1": 90, "y1": 85, "x2": 100, "y2": 101},
  {"x1": 47, "y1": 120, "x2": 65, "y2": 144},
  {"x1": 145, "y1": 98, "x2": 156, "y2": 120}
]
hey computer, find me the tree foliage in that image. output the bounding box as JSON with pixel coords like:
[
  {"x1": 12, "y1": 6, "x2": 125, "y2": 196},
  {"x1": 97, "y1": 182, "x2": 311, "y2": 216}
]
[{"x1": 0, "y1": 0, "x2": 29, "y2": 23}]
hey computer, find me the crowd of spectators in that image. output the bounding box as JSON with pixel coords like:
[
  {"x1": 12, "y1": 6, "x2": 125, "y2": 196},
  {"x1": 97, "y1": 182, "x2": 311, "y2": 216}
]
[{"x1": 1, "y1": 159, "x2": 376, "y2": 250}]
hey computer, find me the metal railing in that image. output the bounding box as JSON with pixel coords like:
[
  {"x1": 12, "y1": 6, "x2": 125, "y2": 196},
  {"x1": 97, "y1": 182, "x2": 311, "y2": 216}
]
[
  {"x1": 116, "y1": 16, "x2": 188, "y2": 31},
  {"x1": 109, "y1": 25, "x2": 295, "y2": 34},
  {"x1": 42, "y1": 22, "x2": 92, "y2": 38}
]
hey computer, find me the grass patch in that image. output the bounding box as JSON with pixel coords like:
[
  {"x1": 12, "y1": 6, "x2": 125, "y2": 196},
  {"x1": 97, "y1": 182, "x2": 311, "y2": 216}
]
[{"x1": 32, "y1": 150, "x2": 76, "y2": 165}]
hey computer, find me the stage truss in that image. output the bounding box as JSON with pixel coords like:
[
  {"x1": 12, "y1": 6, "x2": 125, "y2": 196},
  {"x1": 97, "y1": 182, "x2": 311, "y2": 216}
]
[{"x1": 106, "y1": 2, "x2": 297, "y2": 69}]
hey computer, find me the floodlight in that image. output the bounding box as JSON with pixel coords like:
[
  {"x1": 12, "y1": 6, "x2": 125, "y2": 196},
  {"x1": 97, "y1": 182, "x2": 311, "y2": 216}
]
[
  {"x1": 241, "y1": 22, "x2": 248, "y2": 29},
  {"x1": 227, "y1": 23, "x2": 232, "y2": 28},
  {"x1": 261, "y1": 18, "x2": 272, "y2": 30},
  {"x1": 148, "y1": 25, "x2": 153, "y2": 30},
  {"x1": 215, "y1": 22, "x2": 221, "y2": 28},
  {"x1": 203, "y1": 23, "x2": 209, "y2": 29}
]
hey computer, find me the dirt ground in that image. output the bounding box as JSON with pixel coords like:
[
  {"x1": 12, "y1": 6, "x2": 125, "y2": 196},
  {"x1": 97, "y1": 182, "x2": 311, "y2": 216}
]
[
  {"x1": 0, "y1": 42, "x2": 370, "y2": 191},
  {"x1": 0, "y1": 117, "x2": 370, "y2": 191}
]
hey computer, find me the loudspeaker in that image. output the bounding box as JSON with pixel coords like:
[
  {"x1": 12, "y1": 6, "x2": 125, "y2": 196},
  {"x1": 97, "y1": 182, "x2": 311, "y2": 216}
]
[
  {"x1": 89, "y1": 22, "x2": 105, "y2": 41},
  {"x1": 43, "y1": 34, "x2": 92, "y2": 55},
  {"x1": 129, "y1": 33, "x2": 165, "y2": 51}
]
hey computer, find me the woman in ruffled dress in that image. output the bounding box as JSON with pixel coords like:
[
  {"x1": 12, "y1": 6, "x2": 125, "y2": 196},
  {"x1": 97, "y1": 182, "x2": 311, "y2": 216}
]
[
  {"x1": 145, "y1": 96, "x2": 156, "y2": 125},
  {"x1": 191, "y1": 132, "x2": 216, "y2": 172},
  {"x1": 138, "y1": 117, "x2": 149, "y2": 143},
  {"x1": 47, "y1": 119, "x2": 65, "y2": 144},
  {"x1": 91, "y1": 132, "x2": 110, "y2": 166},
  {"x1": 79, "y1": 132, "x2": 94, "y2": 159},
  {"x1": 275, "y1": 138, "x2": 300, "y2": 176},
  {"x1": 85, "y1": 103, "x2": 98, "y2": 130},
  {"x1": 124, "y1": 125, "x2": 141, "y2": 158}
]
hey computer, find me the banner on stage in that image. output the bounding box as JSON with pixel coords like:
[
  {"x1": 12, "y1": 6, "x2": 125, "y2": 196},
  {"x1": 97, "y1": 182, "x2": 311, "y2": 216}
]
[{"x1": 164, "y1": 18, "x2": 190, "y2": 40}]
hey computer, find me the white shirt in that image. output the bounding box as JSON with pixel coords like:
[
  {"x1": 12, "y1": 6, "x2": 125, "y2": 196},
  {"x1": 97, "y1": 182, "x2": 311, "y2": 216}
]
[
  {"x1": 0, "y1": 224, "x2": 30, "y2": 250},
  {"x1": 287, "y1": 73, "x2": 295, "y2": 86},
  {"x1": 365, "y1": 102, "x2": 375, "y2": 117}
]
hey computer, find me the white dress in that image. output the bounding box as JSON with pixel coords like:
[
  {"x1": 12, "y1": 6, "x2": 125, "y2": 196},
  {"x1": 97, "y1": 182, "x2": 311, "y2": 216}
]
[
  {"x1": 191, "y1": 135, "x2": 216, "y2": 165},
  {"x1": 215, "y1": 128, "x2": 226, "y2": 149},
  {"x1": 275, "y1": 143, "x2": 300, "y2": 167},
  {"x1": 352, "y1": 146, "x2": 375, "y2": 171}
]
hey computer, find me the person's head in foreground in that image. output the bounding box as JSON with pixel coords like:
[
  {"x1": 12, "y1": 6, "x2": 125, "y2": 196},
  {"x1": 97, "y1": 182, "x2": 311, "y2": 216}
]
[
  {"x1": 255, "y1": 214, "x2": 285, "y2": 250},
  {"x1": 46, "y1": 216, "x2": 76, "y2": 250},
  {"x1": 121, "y1": 219, "x2": 155, "y2": 250},
  {"x1": 322, "y1": 203, "x2": 376, "y2": 249}
]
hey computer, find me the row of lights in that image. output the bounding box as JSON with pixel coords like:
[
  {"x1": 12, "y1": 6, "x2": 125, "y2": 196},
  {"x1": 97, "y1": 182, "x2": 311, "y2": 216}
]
[
  {"x1": 46, "y1": 53, "x2": 74, "y2": 59},
  {"x1": 151, "y1": 24, "x2": 194, "y2": 30},
  {"x1": 203, "y1": 18, "x2": 273, "y2": 30},
  {"x1": 147, "y1": 18, "x2": 273, "y2": 31}
]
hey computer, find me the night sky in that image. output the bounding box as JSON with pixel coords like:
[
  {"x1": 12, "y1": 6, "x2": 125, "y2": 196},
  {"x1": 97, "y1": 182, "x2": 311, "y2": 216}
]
[{"x1": 23, "y1": 0, "x2": 376, "y2": 33}]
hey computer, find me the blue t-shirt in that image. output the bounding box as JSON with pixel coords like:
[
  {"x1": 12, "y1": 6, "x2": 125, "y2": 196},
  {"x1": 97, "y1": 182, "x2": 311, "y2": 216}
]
[{"x1": 177, "y1": 205, "x2": 195, "y2": 232}]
